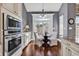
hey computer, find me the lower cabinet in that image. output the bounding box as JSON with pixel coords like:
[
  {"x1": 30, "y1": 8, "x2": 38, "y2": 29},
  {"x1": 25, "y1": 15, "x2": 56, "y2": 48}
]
[
  {"x1": 63, "y1": 47, "x2": 72, "y2": 56},
  {"x1": 70, "y1": 47, "x2": 79, "y2": 56},
  {"x1": 22, "y1": 32, "x2": 31, "y2": 48},
  {"x1": 62, "y1": 44, "x2": 71, "y2": 56},
  {"x1": 62, "y1": 40, "x2": 79, "y2": 56}
]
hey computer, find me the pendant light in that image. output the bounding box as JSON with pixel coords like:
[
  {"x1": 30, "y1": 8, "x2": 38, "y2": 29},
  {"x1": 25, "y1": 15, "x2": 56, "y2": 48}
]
[{"x1": 40, "y1": 3, "x2": 45, "y2": 17}]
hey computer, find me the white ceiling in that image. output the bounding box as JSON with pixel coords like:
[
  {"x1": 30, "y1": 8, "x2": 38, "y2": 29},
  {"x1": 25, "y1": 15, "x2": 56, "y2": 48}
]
[{"x1": 24, "y1": 3, "x2": 62, "y2": 12}]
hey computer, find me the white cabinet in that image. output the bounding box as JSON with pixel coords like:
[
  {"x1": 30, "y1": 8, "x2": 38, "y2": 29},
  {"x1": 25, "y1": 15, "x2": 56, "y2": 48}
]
[
  {"x1": 62, "y1": 40, "x2": 79, "y2": 56},
  {"x1": 0, "y1": 45, "x2": 2, "y2": 56},
  {"x1": 62, "y1": 44, "x2": 72, "y2": 56},
  {"x1": 22, "y1": 32, "x2": 31, "y2": 48},
  {"x1": 17, "y1": 4, "x2": 22, "y2": 18},
  {"x1": 2, "y1": 3, "x2": 14, "y2": 13},
  {"x1": 2, "y1": 3, "x2": 22, "y2": 18},
  {"x1": 70, "y1": 48, "x2": 79, "y2": 56},
  {"x1": 76, "y1": 4, "x2": 79, "y2": 13},
  {"x1": 13, "y1": 3, "x2": 22, "y2": 18},
  {"x1": 65, "y1": 47, "x2": 72, "y2": 56},
  {"x1": 0, "y1": 3, "x2": 3, "y2": 56},
  {"x1": 0, "y1": 3, "x2": 22, "y2": 56},
  {"x1": 62, "y1": 44, "x2": 67, "y2": 56}
]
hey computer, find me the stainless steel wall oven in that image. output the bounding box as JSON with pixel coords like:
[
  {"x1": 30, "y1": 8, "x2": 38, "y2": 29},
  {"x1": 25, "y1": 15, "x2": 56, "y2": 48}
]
[{"x1": 3, "y1": 13, "x2": 22, "y2": 56}]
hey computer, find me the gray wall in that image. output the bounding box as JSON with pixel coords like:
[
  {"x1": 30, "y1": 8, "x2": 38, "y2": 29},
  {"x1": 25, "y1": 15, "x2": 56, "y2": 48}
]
[
  {"x1": 22, "y1": 4, "x2": 33, "y2": 38},
  {"x1": 22, "y1": 4, "x2": 33, "y2": 32},
  {"x1": 59, "y1": 3, "x2": 76, "y2": 40},
  {"x1": 59, "y1": 3, "x2": 68, "y2": 39},
  {"x1": 27, "y1": 13, "x2": 33, "y2": 38},
  {"x1": 27, "y1": 13, "x2": 33, "y2": 32},
  {"x1": 22, "y1": 4, "x2": 32, "y2": 31},
  {"x1": 22, "y1": 4, "x2": 27, "y2": 29},
  {"x1": 53, "y1": 13, "x2": 59, "y2": 38},
  {"x1": 67, "y1": 3, "x2": 76, "y2": 40}
]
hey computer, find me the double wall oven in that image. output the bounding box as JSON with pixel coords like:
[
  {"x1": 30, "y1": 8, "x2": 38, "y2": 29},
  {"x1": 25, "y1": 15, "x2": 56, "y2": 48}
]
[{"x1": 3, "y1": 13, "x2": 22, "y2": 56}]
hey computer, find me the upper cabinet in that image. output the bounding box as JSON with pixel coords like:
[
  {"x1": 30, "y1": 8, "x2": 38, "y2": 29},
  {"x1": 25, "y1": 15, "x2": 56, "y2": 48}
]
[
  {"x1": 16, "y1": 3, "x2": 22, "y2": 18},
  {"x1": 14, "y1": 3, "x2": 18, "y2": 15},
  {"x1": 2, "y1": 3, "x2": 22, "y2": 18},
  {"x1": 76, "y1": 4, "x2": 79, "y2": 13},
  {"x1": 2, "y1": 3, "x2": 14, "y2": 13}
]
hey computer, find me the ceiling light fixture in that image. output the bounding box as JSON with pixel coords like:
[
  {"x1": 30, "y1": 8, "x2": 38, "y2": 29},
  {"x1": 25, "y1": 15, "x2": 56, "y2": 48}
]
[{"x1": 40, "y1": 3, "x2": 46, "y2": 17}]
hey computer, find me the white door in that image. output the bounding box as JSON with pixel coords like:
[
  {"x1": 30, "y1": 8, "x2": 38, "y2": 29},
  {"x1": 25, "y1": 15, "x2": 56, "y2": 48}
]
[
  {"x1": 59, "y1": 15, "x2": 64, "y2": 38},
  {"x1": 75, "y1": 16, "x2": 79, "y2": 43}
]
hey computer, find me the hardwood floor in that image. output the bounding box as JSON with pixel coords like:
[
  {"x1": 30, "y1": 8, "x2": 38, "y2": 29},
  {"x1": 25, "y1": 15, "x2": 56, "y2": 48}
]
[{"x1": 21, "y1": 40, "x2": 61, "y2": 56}]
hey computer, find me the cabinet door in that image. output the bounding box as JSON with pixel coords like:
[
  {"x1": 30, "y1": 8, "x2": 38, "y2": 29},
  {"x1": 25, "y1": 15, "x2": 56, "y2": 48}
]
[
  {"x1": 14, "y1": 3, "x2": 18, "y2": 15},
  {"x1": 16, "y1": 3, "x2": 22, "y2": 18},
  {"x1": 62, "y1": 43, "x2": 72, "y2": 56},
  {"x1": 76, "y1": 4, "x2": 79, "y2": 13},
  {"x1": 0, "y1": 3, "x2": 2, "y2": 56},
  {"x1": 67, "y1": 48, "x2": 72, "y2": 56},
  {"x1": 63, "y1": 46, "x2": 72, "y2": 56},
  {"x1": 71, "y1": 52, "x2": 79, "y2": 56},
  {"x1": 2, "y1": 3, "x2": 14, "y2": 13},
  {"x1": 2, "y1": 3, "x2": 22, "y2": 18},
  {"x1": 64, "y1": 47, "x2": 70, "y2": 56},
  {"x1": 14, "y1": 3, "x2": 22, "y2": 18},
  {"x1": 70, "y1": 48, "x2": 79, "y2": 56},
  {"x1": 62, "y1": 45, "x2": 68, "y2": 56}
]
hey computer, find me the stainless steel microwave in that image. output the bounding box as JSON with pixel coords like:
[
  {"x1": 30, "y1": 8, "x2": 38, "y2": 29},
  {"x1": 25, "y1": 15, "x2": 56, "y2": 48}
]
[{"x1": 3, "y1": 13, "x2": 21, "y2": 30}]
